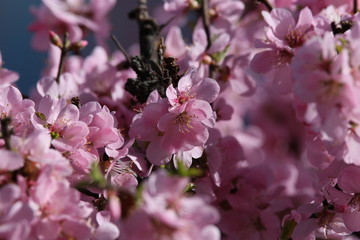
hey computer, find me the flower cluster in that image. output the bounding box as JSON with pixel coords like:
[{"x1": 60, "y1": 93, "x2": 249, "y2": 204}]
[
  {"x1": 4, "y1": 0, "x2": 360, "y2": 239},
  {"x1": 130, "y1": 67, "x2": 219, "y2": 166}
]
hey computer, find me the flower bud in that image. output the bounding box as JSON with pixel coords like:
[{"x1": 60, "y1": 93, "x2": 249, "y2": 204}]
[
  {"x1": 189, "y1": 0, "x2": 200, "y2": 9},
  {"x1": 68, "y1": 40, "x2": 88, "y2": 52},
  {"x1": 48, "y1": 31, "x2": 63, "y2": 48},
  {"x1": 202, "y1": 54, "x2": 213, "y2": 65},
  {"x1": 209, "y1": 8, "x2": 217, "y2": 18}
]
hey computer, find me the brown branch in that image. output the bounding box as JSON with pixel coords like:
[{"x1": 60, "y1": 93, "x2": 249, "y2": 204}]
[
  {"x1": 125, "y1": 0, "x2": 169, "y2": 102},
  {"x1": 137, "y1": 0, "x2": 150, "y2": 19},
  {"x1": 55, "y1": 33, "x2": 69, "y2": 84},
  {"x1": 202, "y1": 0, "x2": 212, "y2": 51},
  {"x1": 257, "y1": 0, "x2": 273, "y2": 11},
  {"x1": 1, "y1": 117, "x2": 12, "y2": 150},
  {"x1": 201, "y1": 0, "x2": 216, "y2": 79},
  {"x1": 129, "y1": 0, "x2": 161, "y2": 63},
  {"x1": 111, "y1": 34, "x2": 131, "y2": 63},
  {"x1": 354, "y1": 0, "x2": 358, "y2": 14},
  {"x1": 159, "y1": 16, "x2": 177, "y2": 30}
]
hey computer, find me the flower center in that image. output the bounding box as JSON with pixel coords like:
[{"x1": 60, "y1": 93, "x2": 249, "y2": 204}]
[
  {"x1": 285, "y1": 29, "x2": 305, "y2": 48},
  {"x1": 176, "y1": 93, "x2": 193, "y2": 105},
  {"x1": 347, "y1": 193, "x2": 360, "y2": 212},
  {"x1": 47, "y1": 118, "x2": 71, "y2": 139},
  {"x1": 320, "y1": 79, "x2": 344, "y2": 99},
  {"x1": 174, "y1": 112, "x2": 193, "y2": 133},
  {"x1": 275, "y1": 49, "x2": 294, "y2": 68}
]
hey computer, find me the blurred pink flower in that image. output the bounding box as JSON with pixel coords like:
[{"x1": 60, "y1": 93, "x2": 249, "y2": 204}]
[{"x1": 29, "y1": 0, "x2": 116, "y2": 51}]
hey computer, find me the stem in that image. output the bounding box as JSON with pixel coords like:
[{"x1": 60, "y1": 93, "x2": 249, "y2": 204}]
[
  {"x1": 354, "y1": 0, "x2": 358, "y2": 14},
  {"x1": 55, "y1": 34, "x2": 68, "y2": 84},
  {"x1": 159, "y1": 16, "x2": 177, "y2": 31},
  {"x1": 202, "y1": 0, "x2": 212, "y2": 51},
  {"x1": 257, "y1": 0, "x2": 273, "y2": 11},
  {"x1": 138, "y1": 0, "x2": 149, "y2": 19},
  {"x1": 77, "y1": 187, "x2": 100, "y2": 199},
  {"x1": 201, "y1": 0, "x2": 216, "y2": 78},
  {"x1": 111, "y1": 35, "x2": 131, "y2": 63},
  {"x1": 1, "y1": 117, "x2": 12, "y2": 150},
  {"x1": 129, "y1": 0, "x2": 160, "y2": 63}
]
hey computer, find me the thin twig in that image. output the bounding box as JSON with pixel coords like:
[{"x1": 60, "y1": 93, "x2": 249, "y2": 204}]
[
  {"x1": 111, "y1": 35, "x2": 131, "y2": 63},
  {"x1": 201, "y1": 0, "x2": 215, "y2": 78},
  {"x1": 159, "y1": 16, "x2": 177, "y2": 31},
  {"x1": 257, "y1": 0, "x2": 273, "y2": 11},
  {"x1": 354, "y1": 0, "x2": 358, "y2": 14},
  {"x1": 202, "y1": 0, "x2": 212, "y2": 51},
  {"x1": 129, "y1": 0, "x2": 160, "y2": 63},
  {"x1": 55, "y1": 33, "x2": 68, "y2": 84},
  {"x1": 1, "y1": 117, "x2": 12, "y2": 150},
  {"x1": 138, "y1": 0, "x2": 149, "y2": 19},
  {"x1": 77, "y1": 187, "x2": 100, "y2": 199}
]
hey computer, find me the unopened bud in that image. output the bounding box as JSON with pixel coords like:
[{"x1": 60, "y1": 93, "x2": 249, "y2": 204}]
[
  {"x1": 202, "y1": 54, "x2": 213, "y2": 65},
  {"x1": 209, "y1": 8, "x2": 217, "y2": 18},
  {"x1": 189, "y1": 0, "x2": 200, "y2": 9},
  {"x1": 49, "y1": 31, "x2": 63, "y2": 48},
  {"x1": 69, "y1": 40, "x2": 88, "y2": 52},
  {"x1": 63, "y1": 32, "x2": 70, "y2": 49}
]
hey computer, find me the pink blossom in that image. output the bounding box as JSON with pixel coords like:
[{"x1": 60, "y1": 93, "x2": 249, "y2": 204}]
[
  {"x1": 206, "y1": 135, "x2": 245, "y2": 187},
  {"x1": 29, "y1": 0, "x2": 115, "y2": 51},
  {"x1": 29, "y1": 166, "x2": 93, "y2": 240},
  {"x1": 166, "y1": 67, "x2": 220, "y2": 112},
  {"x1": 291, "y1": 33, "x2": 351, "y2": 105},
  {"x1": 335, "y1": 165, "x2": 360, "y2": 232},
  {"x1": 297, "y1": 0, "x2": 356, "y2": 14},
  {"x1": 219, "y1": 208, "x2": 281, "y2": 240},
  {"x1": 173, "y1": 146, "x2": 203, "y2": 168},
  {"x1": 209, "y1": 0, "x2": 245, "y2": 35},
  {"x1": 93, "y1": 211, "x2": 120, "y2": 240},
  {"x1": 220, "y1": 55, "x2": 257, "y2": 96},
  {"x1": 129, "y1": 99, "x2": 170, "y2": 165},
  {"x1": 122, "y1": 170, "x2": 220, "y2": 240},
  {"x1": 129, "y1": 99, "x2": 169, "y2": 142},
  {"x1": 0, "y1": 184, "x2": 34, "y2": 240},
  {"x1": 0, "y1": 150, "x2": 24, "y2": 171},
  {"x1": 251, "y1": 7, "x2": 314, "y2": 93},
  {"x1": 313, "y1": 5, "x2": 351, "y2": 34},
  {"x1": 151, "y1": 99, "x2": 214, "y2": 163},
  {"x1": 188, "y1": 25, "x2": 231, "y2": 77},
  {"x1": 0, "y1": 86, "x2": 35, "y2": 134},
  {"x1": 79, "y1": 101, "x2": 124, "y2": 151},
  {"x1": 251, "y1": 7, "x2": 314, "y2": 72},
  {"x1": 0, "y1": 52, "x2": 19, "y2": 88},
  {"x1": 67, "y1": 149, "x2": 98, "y2": 181},
  {"x1": 32, "y1": 95, "x2": 89, "y2": 152},
  {"x1": 165, "y1": 26, "x2": 189, "y2": 71},
  {"x1": 36, "y1": 73, "x2": 79, "y2": 101},
  {"x1": 129, "y1": 68, "x2": 219, "y2": 165},
  {"x1": 105, "y1": 158, "x2": 138, "y2": 189},
  {"x1": 262, "y1": 7, "x2": 313, "y2": 49},
  {"x1": 5, "y1": 1, "x2": 360, "y2": 238},
  {"x1": 291, "y1": 200, "x2": 351, "y2": 239},
  {"x1": 163, "y1": 0, "x2": 189, "y2": 12}
]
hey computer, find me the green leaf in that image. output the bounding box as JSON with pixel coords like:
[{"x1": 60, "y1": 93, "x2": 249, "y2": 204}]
[
  {"x1": 173, "y1": 160, "x2": 203, "y2": 177},
  {"x1": 188, "y1": 167, "x2": 202, "y2": 177},
  {"x1": 35, "y1": 112, "x2": 47, "y2": 121},
  {"x1": 279, "y1": 220, "x2": 297, "y2": 240},
  {"x1": 336, "y1": 38, "x2": 348, "y2": 53},
  {"x1": 210, "y1": 44, "x2": 230, "y2": 63},
  {"x1": 90, "y1": 163, "x2": 107, "y2": 188},
  {"x1": 50, "y1": 131, "x2": 60, "y2": 140},
  {"x1": 177, "y1": 160, "x2": 188, "y2": 176},
  {"x1": 184, "y1": 182, "x2": 196, "y2": 193}
]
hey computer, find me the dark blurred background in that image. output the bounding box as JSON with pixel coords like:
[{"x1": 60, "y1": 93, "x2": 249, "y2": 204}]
[{"x1": 0, "y1": 0, "x2": 158, "y2": 95}]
